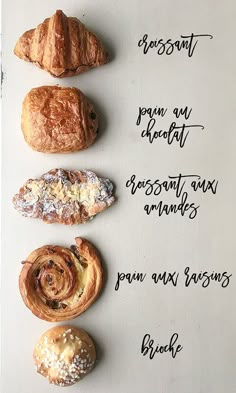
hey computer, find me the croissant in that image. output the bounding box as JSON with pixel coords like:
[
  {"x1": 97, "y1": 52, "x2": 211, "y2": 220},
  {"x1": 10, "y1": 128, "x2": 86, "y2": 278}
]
[
  {"x1": 13, "y1": 168, "x2": 115, "y2": 225},
  {"x1": 14, "y1": 10, "x2": 109, "y2": 77},
  {"x1": 19, "y1": 238, "x2": 103, "y2": 322},
  {"x1": 21, "y1": 86, "x2": 98, "y2": 153},
  {"x1": 34, "y1": 326, "x2": 96, "y2": 386}
]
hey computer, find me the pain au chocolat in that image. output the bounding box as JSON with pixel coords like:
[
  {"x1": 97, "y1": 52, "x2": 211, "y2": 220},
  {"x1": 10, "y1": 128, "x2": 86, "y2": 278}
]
[
  {"x1": 22, "y1": 86, "x2": 98, "y2": 153},
  {"x1": 20, "y1": 238, "x2": 103, "y2": 322},
  {"x1": 33, "y1": 326, "x2": 96, "y2": 386},
  {"x1": 14, "y1": 10, "x2": 109, "y2": 77},
  {"x1": 13, "y1": 169, "x2": 115, "y2": 225}
]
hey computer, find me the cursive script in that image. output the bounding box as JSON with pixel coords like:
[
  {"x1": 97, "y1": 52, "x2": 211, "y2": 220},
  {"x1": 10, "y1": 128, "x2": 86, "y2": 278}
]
[
  {"x1": 141, "y1": 333, "x2": 183, "y2": 359},
  {"x1": 138, "y1": 33, "x2": 213, "y2": 57},
  {"x1": 125, "y1": 174, "x2": 218, "y2": 219},
  {"x1": 136, "y1": 105, "x2": 204, "y2": 148}
]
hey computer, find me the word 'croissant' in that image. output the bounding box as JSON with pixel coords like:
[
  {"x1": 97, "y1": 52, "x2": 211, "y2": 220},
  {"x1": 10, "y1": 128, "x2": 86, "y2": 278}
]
[{"x1": 14, "y1": 10, "x2": 109, "y2": 77}]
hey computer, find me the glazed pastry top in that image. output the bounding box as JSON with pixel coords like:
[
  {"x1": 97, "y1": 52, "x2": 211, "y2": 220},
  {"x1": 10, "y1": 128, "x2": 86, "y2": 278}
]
[
  {"x1": 19, "y1": 237, "x2": 103, "y2": 322},
  {"x1": 14, "y1": 10, "x2": 109, "y2": 77},
  {"x1": 34, "y1": 326, "x2": 96, "y2": 386},
  {"x1": 21, "y1": 86, "x2": 98, "y2": 153}
]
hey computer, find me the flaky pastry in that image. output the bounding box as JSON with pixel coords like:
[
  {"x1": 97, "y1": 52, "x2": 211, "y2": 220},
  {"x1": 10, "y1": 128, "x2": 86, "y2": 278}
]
[
  {"x1": 33, "y1": 325, "x2": 96, "y2": 386},
  {"x1": 14, "y1": 10, "x2": 109, "y2": 77},
  {"x1": 19, "y1": 238, "x2": 103, "y2": 322},
  {"x1": 13, "y1": 168, "x2": 115, "y2": 225},
  {"x1": 21, "y1": 86, "x2": 98, "y2": 153}
]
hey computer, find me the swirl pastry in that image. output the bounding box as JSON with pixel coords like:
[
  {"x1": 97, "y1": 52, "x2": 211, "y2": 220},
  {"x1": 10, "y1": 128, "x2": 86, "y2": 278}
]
[
  {"x1": 34, "y1": 326, "x2": 96, "y2": 386},
  {"x1": 14, "y1": 10, "x2": 109, "y2": 77},
  {"x1": 19, "y1": 238, "x2": 103, "y2": 322},
  {"x1": 21, "y1": 86, "x2": 98, "y2": 153},
  {"x1": 13, "y1": 168, "x2": 115, "y2": 225}
]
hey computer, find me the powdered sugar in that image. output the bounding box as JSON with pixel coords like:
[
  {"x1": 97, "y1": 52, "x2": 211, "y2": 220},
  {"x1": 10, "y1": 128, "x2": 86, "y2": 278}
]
[{"x1": 13, "y1": 169, "x2": 115, "y2": 224}]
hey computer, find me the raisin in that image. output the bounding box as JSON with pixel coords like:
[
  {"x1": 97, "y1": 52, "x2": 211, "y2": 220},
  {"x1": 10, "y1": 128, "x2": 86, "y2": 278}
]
[
  {"x1": 46, "y1": 274, "x2": 53, "y2": 284},
  {"x1": 70, "y1": 245, "x2": 80, "y2": 259},
  {"x1": 47, "y1": 260, "x2": 54, "y2": 268},
  {"x1": 46, "y1": 300, "x2": 59, "y2": 309},
  {"x1": 34, "y1": 268, "x2": 40, "y2": 277}
]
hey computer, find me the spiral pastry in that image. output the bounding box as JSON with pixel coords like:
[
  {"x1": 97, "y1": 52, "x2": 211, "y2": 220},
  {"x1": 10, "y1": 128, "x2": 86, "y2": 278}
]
[{"x1": 19, "y1": 238, "x2": 103, "y2": 322}]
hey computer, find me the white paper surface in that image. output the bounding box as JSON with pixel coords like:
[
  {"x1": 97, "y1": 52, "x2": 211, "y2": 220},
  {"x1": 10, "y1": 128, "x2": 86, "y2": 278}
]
[{"x1": 1, "y1": 1, "x2": 236, "y2": 392}]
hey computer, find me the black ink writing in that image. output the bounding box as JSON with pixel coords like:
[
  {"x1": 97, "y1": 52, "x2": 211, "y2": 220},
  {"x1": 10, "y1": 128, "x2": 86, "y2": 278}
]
[
  {"x1": 125, "y1": 174, "x2": 218, "y2": 219},
  {"x1": 138, "y1": 33, "x2": 213, "y2": 57},
  {"x1": 115, "y1": 271, "x2": 147, "y2": 291},
  {"x1": 151, "y1": 271, "x2": 179, "y2": 286},
  {"x1": 141, "y1": 333, "x2": 183, "y2": 359},
  {"x1": 136, "y1": 105, "x2": 204, "y2": 148},
  {"x1": 184, "y1": 267, "x2": 232, "y2": 288},
  {"x1": 173, "y1": 106, "x2": 192, "y2": 120},
  {"x1": 126, "y1": 174, "x2": 201, "y2": 198},
  {"x1": 144, "y1": 191, "x2": 199, "y2": 219},
  {"x1": 114, "y1": 270, "x2": 232, "y2": 291},
  {"x1": 136, "y1": 106, "x2": 168, "y2": 126},
  {"x1": 141, "y1": 119, "x2": 204, "y2": 148}
]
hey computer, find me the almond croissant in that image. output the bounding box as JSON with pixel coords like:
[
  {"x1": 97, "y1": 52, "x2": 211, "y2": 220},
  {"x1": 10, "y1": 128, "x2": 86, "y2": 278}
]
[
  {"x1": 14, "y1": 10, "x2": 109, "y2": 77},
  {"x1": 13, "y1": 169, "x2": 115, "y2": 225}
]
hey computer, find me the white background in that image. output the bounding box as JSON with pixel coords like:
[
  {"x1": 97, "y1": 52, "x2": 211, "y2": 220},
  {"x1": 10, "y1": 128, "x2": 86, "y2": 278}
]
[{"x1": 2, "y1": 1, "x2": 236, "y2": 392}]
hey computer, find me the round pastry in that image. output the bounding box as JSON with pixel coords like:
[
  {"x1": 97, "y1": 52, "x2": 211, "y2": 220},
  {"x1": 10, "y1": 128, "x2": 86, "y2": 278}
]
[
  {"x1": 19, "y1": 238, "x2": 103, "y2": 321},
  {"x1": 33, "y1": 326, "x2": 96, "y2": 386},
  {"x1": 21, "y1": 86, "x2": 98, "y2": 153}
]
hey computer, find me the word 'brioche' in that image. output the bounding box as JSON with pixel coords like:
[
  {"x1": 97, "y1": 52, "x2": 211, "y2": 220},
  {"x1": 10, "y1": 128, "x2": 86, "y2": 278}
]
[
  {"x1": 13, "y1": 168, "x2": 115, "y2": 225},
  {"x1": 14, "y1": 10, "x2": 109, "y2": 77},
  {"x1": 21, "y1": 86, "x2": 99, "y2": 153},
  {"x1": 34, "y1": 326, "x2": 96, "y2": 386},
  {"x1": 19, "y1": 238, "x2": 103, "y2": 322}
]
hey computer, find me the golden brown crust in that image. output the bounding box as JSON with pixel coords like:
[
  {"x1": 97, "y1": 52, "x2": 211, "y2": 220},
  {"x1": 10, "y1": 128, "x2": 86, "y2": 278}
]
[
  {"x1": 19, "y1": 238, "x2": 103, "y2": 322},
  {"x1": 13, "y1": 168, "x2": 115, "y2": 225},
  {"x1": 14, "y1": 10, "x2": 109, "y2": 77},
  {"x1": 21, "y1": 86, "x2": 98, "y2": 153},
  {"x1": 33, "y1": 325, "x2": 96, "y2": 386}
]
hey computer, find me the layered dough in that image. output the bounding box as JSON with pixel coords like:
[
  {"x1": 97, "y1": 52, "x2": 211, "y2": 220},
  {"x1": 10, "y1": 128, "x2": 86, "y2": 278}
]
[
  {"x1": 13, "y1": 168, "x2": 115, "y2": 225},
  {"x1": 19, "y1": 238, "x2": 103, "y2": 321},
  {"x1": 34, "y1": 325, "x2": 96, "y2": 386},
  {"x1": 14, "y1": 10, "x2": 109, "y2": 77},
  {"x1": 21, "y1": 86, "x2": 98, "y2": 153}
]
